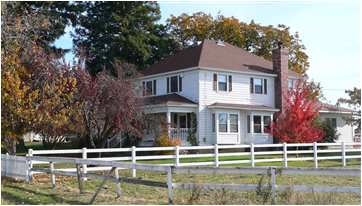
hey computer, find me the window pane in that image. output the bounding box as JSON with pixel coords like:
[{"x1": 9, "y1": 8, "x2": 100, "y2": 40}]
[
  {"x1": 146, "y1": 81, "x2": 153, "y2": 95},
  {"x1": 170, "y1": 76, "x2": 178, "y2": 92},
  {"x1": 254, "y1": 78, "x2": 262, "y2": 94},
  {"x1": 230, "y1": 114, "x2": 238, "y2": 132},
  {"x1": 218, "y1": 75, "x2": 227, "y2": 91},
  {"x1": 263, "y1": 116, "x2": 271, "y2": 133},
  {"x1": 326, "y1": 118, "x2": 337, "y2": 129},
  {"x1": 218, "y1": 113, "x2": 227, "y2": 132},
  {"x1": 212, "y1": 113, "x2": 215, "y2": 132},
  {"x1": 253, "y1": 115, "x2": 261, "y2": 133},
  {"x1": 247, "y1": 115, "x2": 250, "y2": 133}
]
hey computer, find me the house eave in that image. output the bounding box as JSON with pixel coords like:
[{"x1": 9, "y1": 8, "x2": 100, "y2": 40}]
[
  {"x1": 319, "y1": 110, "x2": 353, "y2": 115},
  {"x1": 208, "y1": 105, "x2": 280, "y2": 112}
]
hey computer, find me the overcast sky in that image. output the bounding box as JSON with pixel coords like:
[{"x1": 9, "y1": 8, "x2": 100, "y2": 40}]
[{"x1": 54, "y1": 0, "x2": 360, "y2": 105}]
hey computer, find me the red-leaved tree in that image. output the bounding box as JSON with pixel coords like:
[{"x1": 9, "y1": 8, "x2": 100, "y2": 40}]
[
  {"x1": 270, "y1": 81, "x2": 325, "y2": 143},
  {"x1": 75, "y1": 62, "x2": 144, "y2": 148}
]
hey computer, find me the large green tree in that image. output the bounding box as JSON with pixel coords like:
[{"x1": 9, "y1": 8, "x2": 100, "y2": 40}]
[
  {"x1": 338, "y1": 87, "x2": 361, "y2": 133},
  {"x1": 73, "y1": 1, "x2": 178, "y2": 75},
  {"x1": 167, "y1": 13, "x2": 309, "y2": 74}
]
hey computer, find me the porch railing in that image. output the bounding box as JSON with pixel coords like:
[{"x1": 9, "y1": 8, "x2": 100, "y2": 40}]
[{"x1": 169, "y1": 128, "x2": 190, "y2": 142}]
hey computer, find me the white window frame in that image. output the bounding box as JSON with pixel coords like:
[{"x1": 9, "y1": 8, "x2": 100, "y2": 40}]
[
  {"x1": 215, "y1": 111, "x2": 239, "y2": 134},
  {"x1": 142, "y1": 79, "x2": 155, "y2": 96},
  {"x1": 254, "y1": 78, "x2": 263, "y2": 94},
  {"x1": 167, "y1": 75, "x2": 182, "y2": 93},
  {"x1": 247, "y1": 112, "x2": 273, "y2": 134},
  {"x1": 217, "y1": 74, "x2": 228, "y2": 92}
]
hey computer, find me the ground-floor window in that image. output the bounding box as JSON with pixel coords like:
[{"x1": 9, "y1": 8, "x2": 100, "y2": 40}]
[
  {"x1": 218, "y1": 113, "x2": 228, "y2": 132},
  {"x1": 214, "y1": 112, "x2": 239, "y2": 133},
  {"x1": 247, "y1": 114, "x2": 272, "y2": 134},
  {"x1": 325, "y1": 118, "x2": 337, "y2": 129}
]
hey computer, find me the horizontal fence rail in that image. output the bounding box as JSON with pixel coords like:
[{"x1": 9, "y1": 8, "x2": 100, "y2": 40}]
[
  {"x1": 2, "y1": 154, "x2": 361, "y2": 205},
  {"x1": 28, "y1": 142, "x2": 361, "y2": 178}
]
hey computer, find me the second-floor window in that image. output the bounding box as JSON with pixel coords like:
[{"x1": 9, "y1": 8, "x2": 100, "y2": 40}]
[
  {"x1": 167, "y1": 75, "x2": 182, "y2": 93},
  {"x1": 142, "y1": 80, "x2": 156, "y2": 96},
  {"x1": 213, "y1": 73, "x2": 232, "y2": 92},
  {"x1": 250, "y1": 77, "x2": 267, "y2": 95},
  {"x1": 218, "y1": 74, "x2": 227, "y2": 91}
]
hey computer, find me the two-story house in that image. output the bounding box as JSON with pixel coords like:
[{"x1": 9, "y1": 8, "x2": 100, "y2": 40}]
[{"x1": 138, "y1": 39, "x2": 355, "y2": 146}]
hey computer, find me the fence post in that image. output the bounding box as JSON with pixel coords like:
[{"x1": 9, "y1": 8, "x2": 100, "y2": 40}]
[
  {"x1": 132, "y1": 146, "x2": 136, "y2": 178},
  {"x1": 313, "y1": 142, "x2": 318, "y2": 168},
  {"x1": 342, "y1": 141, "x2": 346, "y2": 167},
  {"x1": 114, "y1": 168, "x2": 122, "y2": 198},
  {"x1": 167, "y1": 167, "x2": 173, "y2": 205},
  {"x1": 76, "y1": 164, "x2": 84, "y2": 194},
  {"x1": 5, "y1": 153, "x2": 9, "y2": 177},
  {"x1": 214, "y1": 144, "x2": 219, "y2": 167},
  {"x1": 175, "y1": 146, "x2": 180, "y2": 167},
  {"x1": 82, "y1": 147, "x2": 87, "y2": 181},
  {"x1": 50, "y1": 161, "x2": 56, "y2": 189},
  {"x1": 270, "y1": 167, "x2": 276, "y2": 205},
  {"x1": 283, "y1": 142, "x2": 288, "y2": 168},
  {"x1": 28, "y1": 149, "x2": 33, "y2": 181},
  {"x1": 250, "y1": 143, "x2": 255, "y2": 167}
]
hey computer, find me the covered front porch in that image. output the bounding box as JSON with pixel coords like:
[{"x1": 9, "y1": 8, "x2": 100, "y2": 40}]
[{"x1": 141, "y1": 94, "x2": 198, "y2": 146}]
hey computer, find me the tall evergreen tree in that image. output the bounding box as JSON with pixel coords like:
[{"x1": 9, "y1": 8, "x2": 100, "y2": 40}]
[{"x1": 73, "y1": 1, "x2": 178, "y2": 75}]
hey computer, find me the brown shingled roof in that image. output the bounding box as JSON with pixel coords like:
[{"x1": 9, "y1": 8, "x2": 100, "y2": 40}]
[
  {"x1": 143, "y1": 93, "x2": 197, "y2": 106},
  {"x1": 141, "y1": 39, "x2": 300, "y2": 77}
]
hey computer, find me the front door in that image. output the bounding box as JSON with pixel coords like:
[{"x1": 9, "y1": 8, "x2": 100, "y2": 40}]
[{"x1": 178, "y1": 114, "x2": 187, "y2": 128}]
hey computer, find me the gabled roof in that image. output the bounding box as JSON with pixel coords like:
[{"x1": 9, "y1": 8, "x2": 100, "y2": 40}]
[
  {"x1": 141, "y1": 39, "x2": 300, "y2": 77},
  {"x1": 143, "y1": 93, "x2": 197, "y2": 107},
  {"x1": 320, "y1": 102, "x2": 354, "y2": 113}
]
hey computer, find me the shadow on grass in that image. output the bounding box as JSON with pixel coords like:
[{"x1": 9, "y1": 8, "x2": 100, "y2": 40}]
[{"x1": 4, "y1": 184, "x2": 86, "y2": 205}]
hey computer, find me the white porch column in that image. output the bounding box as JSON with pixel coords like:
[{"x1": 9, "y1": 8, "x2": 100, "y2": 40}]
[{"x1": 167, "y1": 111, "x2": 171, "y2": 137}]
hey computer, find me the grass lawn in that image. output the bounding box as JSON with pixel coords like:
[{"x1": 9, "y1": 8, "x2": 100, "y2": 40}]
[{"x1": 2, "y1": 158, "x2": 361, "y2": 205}]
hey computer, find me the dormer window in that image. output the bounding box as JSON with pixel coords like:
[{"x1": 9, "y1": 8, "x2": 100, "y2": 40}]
[{"x1": 167, "y1": 75, "x2": 182, "y2": 93}]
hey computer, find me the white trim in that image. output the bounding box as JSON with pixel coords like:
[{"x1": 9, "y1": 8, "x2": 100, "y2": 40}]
[
  {"x1": 208, "y1": 105, "x2": 279, "y2": 112},
  {"x1": 143, "y1": 104, "x2": 198, "y2": 109},
  {"x1": 319, "y1": 110, "x2": 353, "y2": 114}
]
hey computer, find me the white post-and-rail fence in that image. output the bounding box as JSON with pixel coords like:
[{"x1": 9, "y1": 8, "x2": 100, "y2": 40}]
[
  {"x1": 27, "y1": 142, "x2": 361, "y2": 178},
  {"x1": 1, "y1": 154, "x2": 360, "y2": 205}
]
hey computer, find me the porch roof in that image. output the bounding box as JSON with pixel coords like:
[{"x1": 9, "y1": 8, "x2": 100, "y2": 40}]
[
  {"x1": 208, "y1": 102, "x2": 279, "y2": 112},
  {"x1": 142, "y1": 93, "x2": 198, "y2": 107}
]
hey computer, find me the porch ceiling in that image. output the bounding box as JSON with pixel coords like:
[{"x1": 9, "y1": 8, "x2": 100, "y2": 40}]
[{"x1": 208, "y1": 102, "x2": 279, "y2": 112}]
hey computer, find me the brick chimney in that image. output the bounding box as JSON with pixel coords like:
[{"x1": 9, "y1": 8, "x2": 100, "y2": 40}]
[{"x1": 273, "y1": 42, "x2": 289, "y2": 112}]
